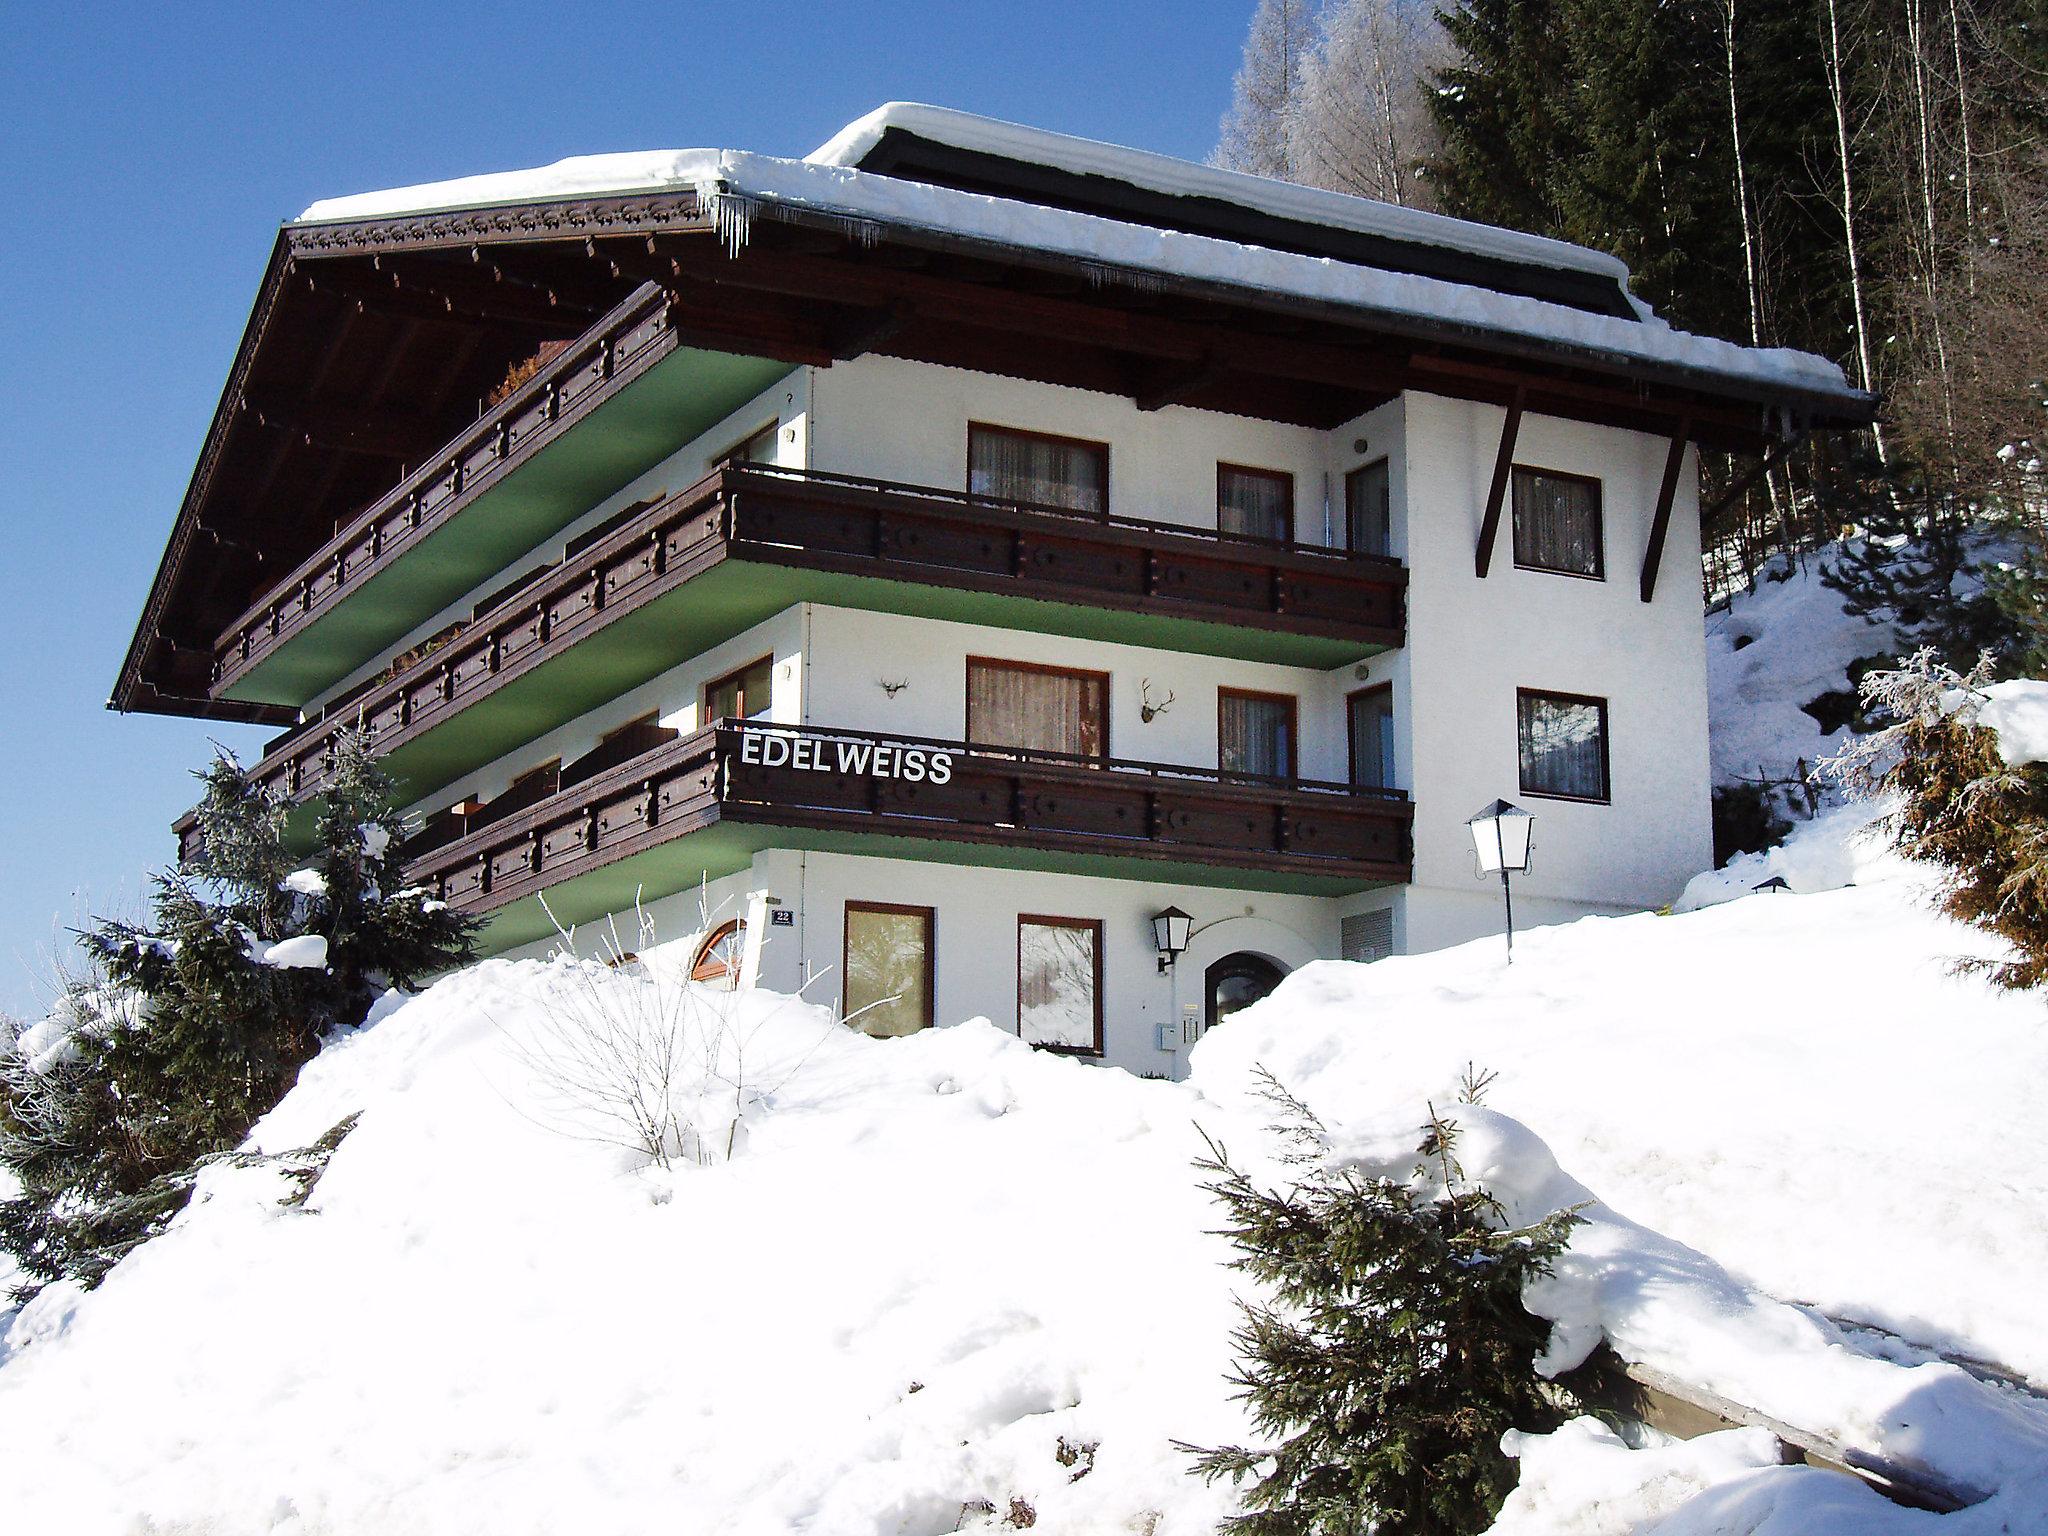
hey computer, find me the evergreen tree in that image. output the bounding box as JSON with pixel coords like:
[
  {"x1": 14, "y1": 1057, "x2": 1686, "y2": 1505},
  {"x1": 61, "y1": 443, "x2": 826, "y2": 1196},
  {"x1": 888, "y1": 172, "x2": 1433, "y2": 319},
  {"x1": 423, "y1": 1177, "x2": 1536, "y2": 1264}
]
[
  {"x1": 1182, "y1": 1077, "x2": 1582, "y2": 1534},
  {"x1": 1426, "y1": 0, "x2": 1577, "y2": 236},
  {"x1": 0, "y1": 733, "x2": 479, "y2": 1292}
]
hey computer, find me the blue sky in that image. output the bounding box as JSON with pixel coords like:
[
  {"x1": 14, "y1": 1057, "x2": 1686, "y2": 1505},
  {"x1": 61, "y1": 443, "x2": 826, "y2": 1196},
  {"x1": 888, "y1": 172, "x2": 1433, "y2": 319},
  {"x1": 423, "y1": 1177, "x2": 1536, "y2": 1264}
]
[{"x1": 0, "y1": 2, "x2": 1254, "y2": 1017}]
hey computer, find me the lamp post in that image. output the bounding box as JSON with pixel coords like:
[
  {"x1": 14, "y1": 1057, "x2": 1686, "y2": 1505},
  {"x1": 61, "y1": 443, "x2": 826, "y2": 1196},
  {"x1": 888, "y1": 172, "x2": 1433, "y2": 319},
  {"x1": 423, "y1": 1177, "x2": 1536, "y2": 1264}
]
[
  {"x1": 1151, "y1": 905, "x2": 1193, "y2": 973},
  {"x1": 1467, "y1": 800, "x2": 1535, "y2": 960}
]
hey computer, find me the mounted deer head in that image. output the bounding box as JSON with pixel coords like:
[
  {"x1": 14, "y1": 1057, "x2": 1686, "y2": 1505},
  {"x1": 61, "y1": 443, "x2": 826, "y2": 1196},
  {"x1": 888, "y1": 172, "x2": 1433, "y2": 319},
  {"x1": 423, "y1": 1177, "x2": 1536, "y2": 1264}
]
[
  {"x1": 878, "y1": 677, "x2": 908, "y2": 698},
  {"x1": 1140, "y1": 679, "x2": 1176, "y2": 723}
]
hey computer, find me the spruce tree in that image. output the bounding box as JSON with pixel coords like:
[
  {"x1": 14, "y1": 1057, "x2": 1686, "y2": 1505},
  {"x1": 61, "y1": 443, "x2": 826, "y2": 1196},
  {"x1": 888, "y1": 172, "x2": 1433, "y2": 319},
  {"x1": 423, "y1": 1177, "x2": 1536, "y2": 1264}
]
[
  {"x1": 0, "y1": 733, "x2": 480, "y2": 1292},
  {"x1": 1427, "y1": 0, "x2": 1577, "y2": 237},
  {"x1": 1182, "y1": 1077, "x2": 1582, "y2": 1534}
]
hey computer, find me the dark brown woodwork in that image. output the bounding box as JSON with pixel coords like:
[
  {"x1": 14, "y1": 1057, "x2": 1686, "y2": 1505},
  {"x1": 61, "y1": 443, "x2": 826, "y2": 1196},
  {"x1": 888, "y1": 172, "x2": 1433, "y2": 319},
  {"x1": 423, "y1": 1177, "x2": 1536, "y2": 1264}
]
[
  {"x1": 188, "y1": 464, "x2": 1409, "y2": 825},
  {"x1": 1474, "y1": 388, "x2": 1526, "y2": 578},
  {"x1": 211, "y1": 282, "x2": 679, "y2": 697},
  {"x1": 239, "y1": 393, "x2": 450, "y2": 462},
  {"x1": 305, "y1": 262, "x2": 597, "y2": 335},
  {"x1": 1640, "y1": 423, "x2": 1692, "y2": 603},
  {"x1": 397, "y1": 721, "x2": 1414, "y2": 918}
]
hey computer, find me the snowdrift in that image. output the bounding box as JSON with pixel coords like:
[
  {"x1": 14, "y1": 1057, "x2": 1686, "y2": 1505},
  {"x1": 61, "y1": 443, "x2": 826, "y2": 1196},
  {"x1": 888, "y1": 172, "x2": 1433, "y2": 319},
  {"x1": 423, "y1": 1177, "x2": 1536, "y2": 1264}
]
[{"x1": 4, "y1": 813, "x2": 2048, "y2": 1533}]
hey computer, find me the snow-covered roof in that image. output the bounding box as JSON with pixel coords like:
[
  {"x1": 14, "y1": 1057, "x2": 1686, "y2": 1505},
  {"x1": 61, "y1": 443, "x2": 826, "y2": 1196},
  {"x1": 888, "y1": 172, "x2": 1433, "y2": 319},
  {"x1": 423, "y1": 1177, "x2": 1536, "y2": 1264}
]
[{"x1": 291, "y1": 105, "x2": 1859, "y2": 406}]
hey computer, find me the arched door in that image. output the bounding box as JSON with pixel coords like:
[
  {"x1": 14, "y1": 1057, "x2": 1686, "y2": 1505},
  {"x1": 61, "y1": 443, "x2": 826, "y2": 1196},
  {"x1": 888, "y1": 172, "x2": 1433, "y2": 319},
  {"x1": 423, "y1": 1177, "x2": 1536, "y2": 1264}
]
[{"x1": 1206, "y1": 952, "x2": 1286, "y2": 1032}]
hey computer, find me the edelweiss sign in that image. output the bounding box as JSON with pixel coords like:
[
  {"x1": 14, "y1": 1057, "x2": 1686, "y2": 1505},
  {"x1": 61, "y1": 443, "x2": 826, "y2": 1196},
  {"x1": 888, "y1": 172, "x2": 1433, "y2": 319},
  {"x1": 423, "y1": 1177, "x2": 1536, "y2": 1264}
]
[{"x1": 738, "y1": 729, "x2": 956, "y2": 785}]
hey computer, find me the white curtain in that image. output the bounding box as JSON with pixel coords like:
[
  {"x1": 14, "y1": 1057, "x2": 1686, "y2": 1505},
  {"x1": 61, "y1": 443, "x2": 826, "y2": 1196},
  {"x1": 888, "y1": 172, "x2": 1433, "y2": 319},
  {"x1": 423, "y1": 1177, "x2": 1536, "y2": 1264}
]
[
  {"x1": 968, "y1": 662, "x2": 1106, "y2": 758},
  {"x1": 1512, "y1": 469, "x2": 1602, "y2": 576},
  {"x1": 1220, "y1": 691, "x2": 1294, "y2": 778},
  {"x1": 969, "y1": 427, "x2": 1107, "y2": 514},
  {"x1": 845, "y1": 907, "x2": 930, "y2": 1037},
  {"x1": 1218, "y1": 466, "x2": 1291, "y2": 540},
  {"x1": 1518, "y1": 693, "x2": 1607, "y2": 799}
]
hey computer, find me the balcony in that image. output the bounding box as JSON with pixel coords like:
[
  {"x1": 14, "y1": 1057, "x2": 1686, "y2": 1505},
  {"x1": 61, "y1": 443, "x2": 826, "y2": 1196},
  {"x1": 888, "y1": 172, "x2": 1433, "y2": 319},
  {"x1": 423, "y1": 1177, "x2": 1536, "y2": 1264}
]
[
  {"x1": 208, "y1": 282, "x2": 796, "y2": 710},
  {"x1": 220, "y1": 464, "x2": 1407, "y2": 817},
  {"x1": 400, "y1": 720, "x2": 1413, "y2": 952}
]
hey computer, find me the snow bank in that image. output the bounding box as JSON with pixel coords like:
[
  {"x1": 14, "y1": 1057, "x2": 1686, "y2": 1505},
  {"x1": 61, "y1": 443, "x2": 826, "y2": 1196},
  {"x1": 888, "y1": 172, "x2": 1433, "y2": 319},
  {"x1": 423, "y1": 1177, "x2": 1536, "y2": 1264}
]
[
  {"x1": 1675, "y1": 796, "x2": 1905, "y2": 908},
  {"x1": 1706, "y1": 555, "x2": 1899, "y2": 792},
  {"x1": 1975, "y1": 679, "x2": 2048, "y2": 767},
  {"x1": 6, "y1": 815, "x2": 2047, "y2": 1531}
]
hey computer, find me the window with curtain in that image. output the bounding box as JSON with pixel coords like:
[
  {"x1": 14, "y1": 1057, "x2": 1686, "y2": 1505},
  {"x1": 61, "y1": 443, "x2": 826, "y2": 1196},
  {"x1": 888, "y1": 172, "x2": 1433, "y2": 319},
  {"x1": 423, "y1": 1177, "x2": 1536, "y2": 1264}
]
[
  {"x1": 1219, "y1": 689, "x2": 1296, "y2": 778},
  {"x1": 967, "y1": 659, "x2": 1108, "y2": 758},
  {"x1": 1217, "y1": 464, "x2": 1293, "y2": 541},
  {"x1": 968, "y1": 424, "x2": 1108, "y2": 514},
  {"x1": 1345, "y1": 460, "x2": 1391, "y2": 556},
  {"x1": 1017, "y1": 916, "x2": 1102, "y2": 1054},
  {"x1": 1517, "y1": 690, "x2": 1609, "y2": 801},
  {"x1": 704, "y1": 655, "x2": 774, "y2": 722},
  {"x1": 1512, "y1": 468, "x2": 1604, "y2": 578},
  {"x1": 1348, "y1": 687, "x2": 1395, "y2": 789},
  {"x1": 843, "y1": 903, "x2": 933, "y2": 1037}
]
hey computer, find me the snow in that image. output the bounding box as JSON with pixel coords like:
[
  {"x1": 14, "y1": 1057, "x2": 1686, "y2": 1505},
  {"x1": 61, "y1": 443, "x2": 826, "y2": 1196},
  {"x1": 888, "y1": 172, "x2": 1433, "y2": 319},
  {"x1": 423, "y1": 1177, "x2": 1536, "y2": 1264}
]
[
  {"x1": 292, "y1": 108, "x2": 1856, "y2": 405},
  {"x1": 257, "y1": 934, "x2": 328, "y2": 970},
  {"x1": 282, "y1": 869, "x2": 327, "y2": 897},
  {"x1": 5, "y1": 816, "x2": 2047, "y2": 1529},
  {"x1": 1974, "y1": 679, "x2": 2048, "y2": 767},
  {"x1": 1706, "y1": 555, "x2": 1899, "y2": 794}
]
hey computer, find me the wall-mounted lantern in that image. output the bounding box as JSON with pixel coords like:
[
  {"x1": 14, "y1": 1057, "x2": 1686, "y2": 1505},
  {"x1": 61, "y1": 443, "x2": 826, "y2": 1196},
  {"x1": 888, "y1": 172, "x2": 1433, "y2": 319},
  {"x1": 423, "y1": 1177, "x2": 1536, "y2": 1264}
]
[
  {"x1": 1467, "y1": 800, "x2": 1535, "y2": 961},
  {"x1": 1151, "y1": 905, "x2": 1193, "y2": 972}
]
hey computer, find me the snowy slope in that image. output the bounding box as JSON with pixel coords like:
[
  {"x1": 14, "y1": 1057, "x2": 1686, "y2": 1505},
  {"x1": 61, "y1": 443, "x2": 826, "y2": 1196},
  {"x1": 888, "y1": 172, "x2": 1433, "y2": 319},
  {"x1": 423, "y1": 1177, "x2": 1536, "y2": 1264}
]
[
  {"x1": 4, "y1": 803, "x2": 2048, "y2": 1532},
  {"x1": 1705, "y1": 556, "x2": 1898, "y2": 794}
]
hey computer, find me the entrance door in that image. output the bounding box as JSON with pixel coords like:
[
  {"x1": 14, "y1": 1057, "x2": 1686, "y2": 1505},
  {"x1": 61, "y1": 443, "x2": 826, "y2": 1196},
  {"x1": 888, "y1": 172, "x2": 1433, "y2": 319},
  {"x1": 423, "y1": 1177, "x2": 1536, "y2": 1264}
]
[{"x1": 1206, "y1": 952, "x2": 1286, "y2": 1032}]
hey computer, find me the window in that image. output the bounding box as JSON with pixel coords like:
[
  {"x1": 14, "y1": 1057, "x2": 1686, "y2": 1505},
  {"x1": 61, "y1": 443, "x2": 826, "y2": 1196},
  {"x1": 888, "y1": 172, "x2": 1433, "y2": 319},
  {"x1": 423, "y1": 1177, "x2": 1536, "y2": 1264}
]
[
  {"x1": 1517, "y1": 689, "x2": 1610, "y2": 802},
  {"x1": 1219, "y1": 689, "x2": 1296, "y2": 778},
  {"x1": 690, "y1": 920, "x2": 746, "y2": 985},
  {"x1": 1345, "y1": 460, "x2": 1391, "y2": 557},
  {"x1": 1217, "y1": 464, "x2": 1293, "y2": 541},
  {"x1": 967, "y1": 658, "x2": 1108, "y2": 759},
  {"x1": 1017, "y1": 916, "x2": 1103, "y2": 1055},
  {"x1": 704, "y1": 655, "x2": 774, "y2": 723},
  {"x1": 1512, "y1": 467, "x2": 1603, "y2": 578},
  {"x1": 1348, "y1": 685, "x2": 1396, "y2": 790},
  {"x1": 717, "y1": 421, "x2": 779, "y2": 469},
  {"x1": 968, "y1": 424, "x2": 1108, "y2": 514},
  {"x1": 843, "y1": 903, "x2": 933, "y2": 1037}
]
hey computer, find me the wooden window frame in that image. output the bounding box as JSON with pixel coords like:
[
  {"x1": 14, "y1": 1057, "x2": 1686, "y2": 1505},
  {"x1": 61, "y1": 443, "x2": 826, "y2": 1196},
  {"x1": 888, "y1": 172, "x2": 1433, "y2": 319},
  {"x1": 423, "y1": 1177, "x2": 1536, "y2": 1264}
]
[
  {"x1": 966, "y1": 422, "x2": 1111, "y2": 514},
  {"x1": 1344, "y1": 457, "x2": 1393, "y2": 557},
  {"x1": 702, "y1": 654, "x2": 775, "y2": 724},
  {"x1": 1216, "y1": 462, "x2": 1295, "y2": 543},
  {"x1": 1515, "y1": 687, "x2": 1612, "y2": 805},
  {"x1": 1217, "y1": 687, "x2": 1300, "y2": 780},
  {"x1": 1346, "y1": 683, "x2": 1395, "y2": 790},
  {"x1": 690, "y1": 919, "x2": 746, "y2": 984},
  {"x1": 1016, "y1": 914, "x2": 1105, "y2": 1058},
  {"x1": 842, "y1": 901, "x2": 936, "y2": 1033},
  {"x1": 1510, "y1": 464, "x2": 1606, "y2": 581},
  {"x1": 965, "y1": 655, "x2": 1113, "y2": 760}
]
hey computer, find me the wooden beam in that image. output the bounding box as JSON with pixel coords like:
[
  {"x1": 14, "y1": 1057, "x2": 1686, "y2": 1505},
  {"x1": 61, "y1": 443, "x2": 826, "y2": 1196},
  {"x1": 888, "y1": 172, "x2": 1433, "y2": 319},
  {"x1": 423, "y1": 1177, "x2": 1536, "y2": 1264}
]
[
  {"x1": 1135, "y1": 352, "x2": 1228, "y2": 412},
  {"x1": 1639, "y1": 420, "x2": 1692, "y2": 603},
  {"x1": 302, "y1": 266, "x2": 589, "y2": 336},
  {"x1": 239, "y1": 393, "x2": 449, "y2": 462},
  {"x1": 1702, "y1": 431, "x2": 1810, "y2": 525},
  {"x1": 1474, "y1": 388, "x2": 1525, "y2": 577},
  {"x1": 825, "y1": 301, "x2": 914, "y2": 361}
]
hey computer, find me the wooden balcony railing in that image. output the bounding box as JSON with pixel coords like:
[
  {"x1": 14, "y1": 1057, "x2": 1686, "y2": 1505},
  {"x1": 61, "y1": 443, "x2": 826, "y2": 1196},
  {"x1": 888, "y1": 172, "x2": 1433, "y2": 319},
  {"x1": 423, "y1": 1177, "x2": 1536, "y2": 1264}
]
[
  {"x1": 218, "y1": 463, "x2": 1408, "y2": 811},
  {"x1": 209, "y1": 282, "x2": 680, "y2": 698},
  {"x1": 403, "y1": 720, "x2": 1413, "y2": 915}
]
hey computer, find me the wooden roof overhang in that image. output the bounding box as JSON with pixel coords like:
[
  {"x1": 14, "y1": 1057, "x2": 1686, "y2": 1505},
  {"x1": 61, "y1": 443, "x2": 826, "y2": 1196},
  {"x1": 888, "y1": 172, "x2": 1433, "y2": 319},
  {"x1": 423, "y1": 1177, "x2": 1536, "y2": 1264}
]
[{"x1": 116, "y1": 180, "x2": 1875, "y2": 722}]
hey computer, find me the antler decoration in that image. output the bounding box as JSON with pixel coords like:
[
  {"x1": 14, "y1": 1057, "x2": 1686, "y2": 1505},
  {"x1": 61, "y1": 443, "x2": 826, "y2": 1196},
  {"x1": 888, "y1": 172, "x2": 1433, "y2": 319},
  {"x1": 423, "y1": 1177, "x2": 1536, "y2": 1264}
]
[{"x1": 1140, "y1": 679, "x2": 1177, "y2": 723}]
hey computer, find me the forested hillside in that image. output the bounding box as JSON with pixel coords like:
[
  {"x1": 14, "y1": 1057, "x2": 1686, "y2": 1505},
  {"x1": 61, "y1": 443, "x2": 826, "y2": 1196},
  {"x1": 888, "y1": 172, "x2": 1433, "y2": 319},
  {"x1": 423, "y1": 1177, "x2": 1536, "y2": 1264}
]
[{"x1": 1216, "y1": 0, "x2": 2046, "y2": 610}]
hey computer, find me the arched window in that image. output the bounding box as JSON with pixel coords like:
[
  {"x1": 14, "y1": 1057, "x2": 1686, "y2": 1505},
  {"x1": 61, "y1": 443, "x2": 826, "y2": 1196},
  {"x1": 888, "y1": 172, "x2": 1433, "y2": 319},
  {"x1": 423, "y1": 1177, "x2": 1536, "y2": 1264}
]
[{"x1": 691, "y1": 919, "x2": 747, "y2": 985}]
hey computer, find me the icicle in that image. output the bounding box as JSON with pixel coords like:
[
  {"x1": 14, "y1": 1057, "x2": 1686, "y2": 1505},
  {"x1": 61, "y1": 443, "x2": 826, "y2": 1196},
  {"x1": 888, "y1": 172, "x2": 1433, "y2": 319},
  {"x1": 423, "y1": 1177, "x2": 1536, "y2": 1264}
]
[{"x1": 710, "y1": 191, "x2": 755, "y2": 257}]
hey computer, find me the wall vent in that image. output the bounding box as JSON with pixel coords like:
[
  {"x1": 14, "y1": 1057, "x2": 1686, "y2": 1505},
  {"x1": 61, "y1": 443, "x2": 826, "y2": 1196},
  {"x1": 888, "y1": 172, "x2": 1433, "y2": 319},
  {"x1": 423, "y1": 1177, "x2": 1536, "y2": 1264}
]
[{"x1": 1341, "y1": 909, "x2": 1395, "y2": 964}]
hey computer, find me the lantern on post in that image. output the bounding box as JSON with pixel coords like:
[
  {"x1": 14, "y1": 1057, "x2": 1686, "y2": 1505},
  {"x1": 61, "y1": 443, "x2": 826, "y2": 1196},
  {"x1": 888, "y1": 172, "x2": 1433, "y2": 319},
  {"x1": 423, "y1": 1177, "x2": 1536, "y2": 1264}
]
[
  {"x1": 1151, "y1": 906, "x2": 1193, "y2": 972},
  {"x1": 1467, "y1": 800, "x2": 1535, "y2": 960}
]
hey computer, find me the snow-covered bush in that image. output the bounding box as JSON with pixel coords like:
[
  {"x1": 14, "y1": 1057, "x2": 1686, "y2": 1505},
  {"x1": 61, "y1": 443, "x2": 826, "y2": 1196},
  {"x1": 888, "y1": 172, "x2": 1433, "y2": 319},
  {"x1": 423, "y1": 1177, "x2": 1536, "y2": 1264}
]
[
  {"x1": 1829, "y1": 650, "x2": 2048, "y2": 990},
  {"x1": 0, "y1": 732, "x2": 480, "y2": 1293},
  {"x1": 1181, "y1": 1075, "x2": 1581, "y2": 1535}
]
